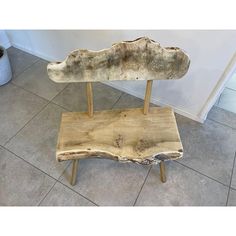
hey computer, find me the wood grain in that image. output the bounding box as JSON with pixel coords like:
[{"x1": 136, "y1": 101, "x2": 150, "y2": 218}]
[
  {"x1": 159, "y1": 161, "x2": 166, "y2": 183},
  {"x1": 86, "y1": 82, "x2": 93, "y2": 117},
  {"x1": 71, "y1": 160, "x2": 79, "y2": 186},
  {"x1": 47, "y1": 37, "x2": 190, "y2": 83},
  {"x1": 143, "y1": 80, "x2": 153, "y2": 115},
  {"x1": 56, "y1": 107, "x2": 183, "y2": 164}
]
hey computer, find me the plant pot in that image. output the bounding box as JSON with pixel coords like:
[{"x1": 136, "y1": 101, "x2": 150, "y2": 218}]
[{"x1": 0, "y1": 46, "x2": 12, "y2": 86}]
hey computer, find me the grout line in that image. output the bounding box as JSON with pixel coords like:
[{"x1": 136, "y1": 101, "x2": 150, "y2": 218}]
[
  {"x1": 11, "y1": 78, "x2": 69, "y2": 104},
  {"x1": 214, "y1": 107, "x2": 236, "y2": 116},
  {"x1": 37, "y1": 180, "x2": 58, "y2": 206},
  {"x1": 111, "y1": 92, "x2": 124, "y2": 109},
  {"x1": 1, "y1": 144, "x2": 98, "y2": 206},
  {"x1": 0, "y1": 147, "x2": 74, "y2": 206},
  {"x1": 56, "y1": 162, "x2": 99, "y2": 206},
  {"x1": 10, "y1": 82, "x2": 51, "y2": 102},
  {"x1": 58, "y1": 180, "x2": 99, "y2": 206},
  {"x1": 1, "y1": 145, "x2": 59, "y2": 182},
  {"x1": 50, "y1": 100, "x2": 71, "y2": 112},
  {"x1": 175, "y1": 160, "x2": 231, "y2": 188},
  {"x1": 48, "y1": 83, "x2": 70, "y2": 102},
  {"x1": 226, "y1": 152, "x2": 236, "y2": 206},
  {"x1": 9, "y1": 51, "x2": 69, "y2": 105},
  {"x1": 225, "y1": 87, "x2": 236, "y2": 92},
  {"x1": 44, "y1": 82, "x2": 72, "y2": 111},
  {"x1": 9, "y1": 82, "x2": 49, "y2": 103},
  {"x1": 3, "y1": 82, "x2": 71, "y2": 146},
  {"x1": 2, "y1": 144, "x2": 96, "y2": 206},
  {"x1": 51, "y1": 82, "x2": 123, "y2": 112},
  {"x1": 12, "y1": 57, "x2": 41, "y2": 80},
  {"x1": 207, "y1": 118, "x2": 236, "y2": 130},
  {"x1": 3, "y1": 101, "x2": 50, "y2": 146},
  {"x1": 37, "y1": 161, "x2": 71, "y2": 206},
  {"x1": 133, "y1": 166, "x2": 152, "y2": 206},
  {"x1": 211, "y1": 105, "x2": 235, "y2": 114}
]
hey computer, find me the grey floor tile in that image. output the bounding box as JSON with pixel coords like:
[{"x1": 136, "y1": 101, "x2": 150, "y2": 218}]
[
  {"x1": 112, "y1": 92, "x2": 156, "y2": 110},
  {"x1": 7, "y1": 46, "x2": 22, "y2": 56},
  {"x1": 52, "y1": 82, "x2": 122, "y2": 112},
  {"x1": 0, "y1": 146, "x2": 55, "y2": 206},
  {"x1": 225, "y1": 73, "x2": 236, "y2": 91},
  {"x1": 207, "y1": 106, "x2": 236, "y2": 129},
  {"x1": 0, "y1": 83, "x2": 48, "y2": 145},
  {"x1": 40, "y1": 182, "x2": 95, "y2": 206},
  {"x1": 12, "y1": 59, "x2": 67, "y2": 100},
  {"x1": 227, "y1": 189, "x2": 236, "y2": 206},
  {"x1": 176, "y1": 115, "x2": 236, "y2": 186},
  {"x1": 7, "y1": 47, "x2": 39, "y2": 78},
  {"x1": 113, "y1": 92, "x2": 144, "y2": 109},
  {"x1": 5, "y1": 103, "x2": 68, "y2": 179},
  {"x1": 59, "y1": 158, "x2": 150, "y2": 206},
  {"x1": 217, "y1": 88, "x2": 236, "y2": 114},
  {"x1": 136, "y1": 162, "x2": 228, "y2": 206}
]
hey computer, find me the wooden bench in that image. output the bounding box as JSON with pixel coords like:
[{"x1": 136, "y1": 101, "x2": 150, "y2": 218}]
[{"x1": 47, "y1": 37, "x2": 190, "y2": 186}]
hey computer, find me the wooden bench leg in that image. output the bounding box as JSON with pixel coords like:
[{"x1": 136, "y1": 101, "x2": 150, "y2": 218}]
[
  {"x1": 159, "y1": 161, "x2": 166, "y2": 183},
  {"x1": 70, "y1": 160, "x2": 79, "y2": 186}
]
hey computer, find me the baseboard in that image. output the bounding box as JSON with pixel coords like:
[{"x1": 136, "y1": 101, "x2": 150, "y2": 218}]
[
  {"x1": 104, "y1": 81, "x2": 204, "y2": 123},
  {"x1": 11, "y1": 43, "x2": 57, "y2": 62}
]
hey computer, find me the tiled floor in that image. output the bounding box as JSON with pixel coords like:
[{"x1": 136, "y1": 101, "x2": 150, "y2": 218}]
[
  {"x1": 1, "y1": 47, "x2": 236, "y2": 206},
  {"x1": 215, "y1": 73, "x2": 236, "y2": 113}
]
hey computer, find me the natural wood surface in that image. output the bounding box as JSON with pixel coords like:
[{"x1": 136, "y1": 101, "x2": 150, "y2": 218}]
[
  {"x1": 143, "y1": 80, "x2": 153, "y2": 115},
  {"x1": 86, "y1": 82, "x2": 93, "y2": 117},
  {"x1": 56, "y1": 107, "x2": 183, "y2": 164},
  {"x1": 71, "y1": 160, "x2": 79, "y2": 186},
  {"x1": 47, "y1": 37, "x2": 190, "y2": 83},
  {"x1": 159, "y1": 161, "x2": 166, "y2": 183}
]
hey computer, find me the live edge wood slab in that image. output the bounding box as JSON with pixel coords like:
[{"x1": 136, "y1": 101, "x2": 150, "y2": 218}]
[
  {"x1": 57, "y1": 107, "x2": 183, "y2": 164},
  {"x1": 47, "y1": 37, "x2": 190, "y2": 185},
  {"x1": 47, "y1": 37, "x2": 190, "y2": 83}
]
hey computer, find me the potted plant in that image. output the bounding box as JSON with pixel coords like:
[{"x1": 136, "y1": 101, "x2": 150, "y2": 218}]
[{"x1": 0, "y1": 46, "x2": 12, "y2": 86}]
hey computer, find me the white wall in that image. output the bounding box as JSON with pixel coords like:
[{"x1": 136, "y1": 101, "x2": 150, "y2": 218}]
[
  {"x1": 6, "y1": 30, "x2": 236, "y2": 122},
  {"x1": 0, "y1": 30, "x2": 11, "y2": 48}
]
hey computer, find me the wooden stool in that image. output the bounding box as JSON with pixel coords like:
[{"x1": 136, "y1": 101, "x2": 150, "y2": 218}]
[{"x1": 47, "y1": 37, "x2": 190, "y2": 186}]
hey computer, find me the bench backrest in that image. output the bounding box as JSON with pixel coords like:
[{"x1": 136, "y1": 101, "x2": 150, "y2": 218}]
[{"x1": 47, "y1": 37, "x2": 190, "y2": 116}]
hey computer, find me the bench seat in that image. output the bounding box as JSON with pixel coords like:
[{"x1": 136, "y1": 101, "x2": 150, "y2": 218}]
[{"x1": 56, "y1": 107, "x2": 183, "y2": 165}]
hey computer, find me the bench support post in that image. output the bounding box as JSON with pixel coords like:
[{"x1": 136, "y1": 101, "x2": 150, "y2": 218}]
[
  {"x1": 143, "y1": 80, "x2": 153, "y2": 115},
  {"x1": 86, "y1": 82, "x2": 94, "y2": 117},
  {"x1": 70, "y1": 159, "x2": 79, "y2": 186},
  {"x1": 159, "y1": 160, "x2": 166, "y2": 183}
]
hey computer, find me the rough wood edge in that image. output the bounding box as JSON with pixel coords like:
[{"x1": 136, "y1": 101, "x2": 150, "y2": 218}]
[
  {"x1": 47, "y1": 37, "x2": 190, "y2": 83},
  {"x1": 56, "y1": 149, "x2": 183, "y2": 165},
  {"x1": 56, "y1": 107, "x2": 183, "y2": 165}
]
